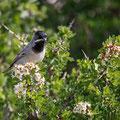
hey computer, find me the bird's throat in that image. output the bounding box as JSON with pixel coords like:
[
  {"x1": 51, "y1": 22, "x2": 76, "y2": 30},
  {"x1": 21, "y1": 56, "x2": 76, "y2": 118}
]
[{"x1": 32, "y1": 41, "x2": 45, "y2": 53}]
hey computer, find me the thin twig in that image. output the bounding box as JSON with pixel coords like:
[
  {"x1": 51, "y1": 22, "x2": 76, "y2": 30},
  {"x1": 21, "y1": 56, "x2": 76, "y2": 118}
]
[
  {"x1": 2, "y1": 110, "x2": 10, "y2": 120},
  {"x1": 62, "y1": 72, "x2": 67, "y2": 79},
  {"x1": 69, "y1": 18, "x2": 75, "y2": 28},
  {"x1": 24, "y1": 34, "x2": 29, "y2": 41},
  {"x1": 81, "y1": 49, "x2": 89, "y2": 60},
  {"x1": 1, "y1": 24, "x2": 22, "y2": 41},
  {"x1": 51, "y1": 18, "x2": 75, "y2": 53},
  {"x1": 2, "y1": 101, "x2": 14, "y2": 120},
  {"x1": 98, "y1": 71, "x2": 106, "y2": 80},
  {"x1": 1, "y1": 24, "x2": 28, "y2": 46}
]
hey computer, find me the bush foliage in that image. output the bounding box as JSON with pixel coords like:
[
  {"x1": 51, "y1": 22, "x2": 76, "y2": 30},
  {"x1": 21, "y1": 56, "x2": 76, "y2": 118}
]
[
  {"x1": 1, "y1": 26, "x2": 120, "y2": 119},
  {"x1": 1, "y1": 0, "x2": 120, "y2": 119}
]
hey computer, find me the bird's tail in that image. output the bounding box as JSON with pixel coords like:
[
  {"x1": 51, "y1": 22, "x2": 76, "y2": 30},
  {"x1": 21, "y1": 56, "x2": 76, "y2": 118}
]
[{"x1": 2, "y1": 67, "x2": 12, "y2": 73}]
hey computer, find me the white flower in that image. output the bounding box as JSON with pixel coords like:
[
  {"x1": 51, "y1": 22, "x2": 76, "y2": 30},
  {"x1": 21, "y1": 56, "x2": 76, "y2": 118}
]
[
  {"x1": 35, "y1": 65, "x2": 40, "y2": 72},
  {"x1": 80, "y1": 102, "x2": 86, "y2": 107},
  {"x1": 114, "y1": 46, "x2": 120, "y2": 51},
  {"x1": 20, "y1": 41, "x2": 28, "y2": 46},
  {"x1": 101, "y1": 60, "x2": 105, "y2": 65},
  {"x1": 114, "y1": 53, "x2": 119, "y2": 57},
  {"x1": 14, "y1": 82, "x2": 27, "y2": 98},
  {"x1": 14, "y1": 63, "x2": 40, "y2": 77},
  {"x1": 94, "y1": 63, "x2": 98, "y2": 70},
  {"x1": 14, "y1": 64, "x2": 24, "y2": 71},
  {"x1": 25, "y1": 62, "x2": 35, "y2": 69},
  {"x1": 14, "y1": 71, "x2": 22, "y2": 79},
  {"x1": 73, "y1": 102, "x2": 87, "y2": 114},
  {"x1": 73, "y1": 101, "x2": 93, "y2": 116},
  {"x1": 105, "y1": 48, "x2": 110, "y2": 57},
  {"x1": 14, "y1": 64, "x2": 25, "y2": 79},
  {"x1": 87, "y1": 109, "x2": 93, "y2": 116},
  {"x1": 85, "y1": 102, "x2": 91, "y2": 107},
  {"x1": 13, "y1": 62, "x2": 40, "y2": 79},
  {"x1": 23, "y1": 67, "x2": 29, "y2": 75},
  {"x1": 80, "y1": 109, "x2": 86, "y2": 114},
  {"x1": 38, "y1": 77, "x2": 45, "y2": 88},
  {"x1": 24, "y1": 62, "x2": 40, "y2": 72},
  {"x1": 107, "y1": 42, "x2": 112, "y2": 47},
  {"x1": 35, "y1": 73, "x2": 41, "y2": 81}
]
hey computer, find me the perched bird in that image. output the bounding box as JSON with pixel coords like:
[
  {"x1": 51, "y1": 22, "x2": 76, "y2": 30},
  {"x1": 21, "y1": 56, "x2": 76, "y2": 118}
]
[{"x1": 3, "y1": 31, "x2": 47, "y2": 73}]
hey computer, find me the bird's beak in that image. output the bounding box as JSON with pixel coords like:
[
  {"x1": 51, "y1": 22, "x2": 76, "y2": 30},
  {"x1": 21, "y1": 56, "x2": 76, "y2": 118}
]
[{"x1": 44, "y1": 38, "x2": 47, "y2": 41}]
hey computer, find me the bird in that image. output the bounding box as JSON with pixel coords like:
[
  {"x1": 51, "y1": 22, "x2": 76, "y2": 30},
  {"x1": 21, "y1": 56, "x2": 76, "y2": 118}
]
[{"x1": 3, "y1": 30, "x2": 47, "y2": 73}]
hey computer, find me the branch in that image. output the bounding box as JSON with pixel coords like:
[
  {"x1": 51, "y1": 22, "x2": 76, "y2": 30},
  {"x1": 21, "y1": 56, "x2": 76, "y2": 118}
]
[
  {"x1": 2, "y1": 110, "x2": 10, "y2": 120},
  {"x1": 81, "y1": 49, "x2": 89, "y2": 60},
  {"x1": 2, "y1": 101, "x2": 14, "y2": 120},
  {"x1": 1, "y1": 24, "x2": 21, "y2": 41},
  {"x1": 1, "y1": 24, "x2": 28, "y2": 46},
  {"x1": 69, "y1": 18, "x2": 75, "y2": 28}
]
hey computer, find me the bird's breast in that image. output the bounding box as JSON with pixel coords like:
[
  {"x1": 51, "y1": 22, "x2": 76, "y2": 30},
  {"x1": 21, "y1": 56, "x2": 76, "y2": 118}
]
[
  {"x1": 36, "y1": 48, "x2": 45, "y2": 62},
  {"x1": 27, "y1": 48, "x2": 45, "y2": 63}
]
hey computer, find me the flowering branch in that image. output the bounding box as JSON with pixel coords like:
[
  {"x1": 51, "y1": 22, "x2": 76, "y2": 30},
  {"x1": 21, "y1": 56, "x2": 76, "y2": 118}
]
[{"x1": 13, "y1": 62, "x2": 45, "y2": 99}]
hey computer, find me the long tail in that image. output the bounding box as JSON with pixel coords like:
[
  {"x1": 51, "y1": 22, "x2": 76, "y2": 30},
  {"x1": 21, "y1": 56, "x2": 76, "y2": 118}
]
[{"x1": 2, "y1": 67, "x2": 12, "y2": 73}]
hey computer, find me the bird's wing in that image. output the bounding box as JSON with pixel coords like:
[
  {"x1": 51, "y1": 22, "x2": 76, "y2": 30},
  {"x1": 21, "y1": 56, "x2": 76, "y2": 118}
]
[
  {"x1": 3, "y1": 41, "x2": 32, "y2": 73},
  {"x1": 9, "y1": 52, "x2": 26, "y2": 67},
  {"x1": 3, "y1": 52, "x2": 26, "y2": 73},
  {"x1": 9, "y1": 42, "x2": 32, "y2": 67}
]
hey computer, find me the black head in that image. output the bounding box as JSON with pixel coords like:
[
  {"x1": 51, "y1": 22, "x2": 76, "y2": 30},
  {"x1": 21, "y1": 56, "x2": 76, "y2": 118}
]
[
  {"x1": 32, "y1": 31, "x2": 47, "y2": 53},
  {"x1": 33, "y1": 31, "x2": 47, "y2": 42}
]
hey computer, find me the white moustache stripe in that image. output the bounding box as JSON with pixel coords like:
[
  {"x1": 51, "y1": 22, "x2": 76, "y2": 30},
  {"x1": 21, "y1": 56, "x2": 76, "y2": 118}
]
[{"x1": 35, "y1": 39, "x2": 43, "y2": 42}]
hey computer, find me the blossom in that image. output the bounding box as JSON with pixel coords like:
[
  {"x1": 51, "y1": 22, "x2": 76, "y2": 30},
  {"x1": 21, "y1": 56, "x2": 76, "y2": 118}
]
[
  {"x1": 20, "y1": 41, "x2": 28, "y2": 46},
  {"x1": 14, "y1": 71, "x2": 22, "y2": 79},
  {"x1": 85, "y1": 102, "x2": 91, "y2": 107},
  {"x1": 14, "y1": 64, "x2": 24, "y2": 71},
  {"x1": 25, "y1": 62, "x2": 34, "y2": 68},
  {"x1": 113, "y1": 46, "x2": 120, "y2": 51},
  {"x1": 35, "y1": 64, "x2": 40, "y2": 72},
  {"x1": 14, "y1": 64, "x2": 29, "y2": 78},
  {"x1": 23, "y1": 67, "x2": 29, "y2": 75},
  {"x1": 87, "y1": 109, "x2": 93, "y2": 116},
  {"x1": 73, "y1": 101, "x2": 93, "y2": 116},
  {"x1": 38, "y1": 77, "x2": 45, "y2": 88},
  {"x1": 73, "y1": 102, "x2": 87, "y2": 114},
  {"x1": 35, "y1": 73, "x2": 41, "y2": 81},
  {"x1": 24, "y1": 62, "x2": 36, "y2": 70},
  {"x1": 13, "y1": 62, "x2": 40, "y2": 79},
  {"x1": 14, "y1": 82, "x2": 27, "y2": 98},
  {"x1": 99, "y1": 43, "x2": 120, "y2": 65},
  {"x1": 13, "y1": 62, "x2": 45, "y2": 99}
]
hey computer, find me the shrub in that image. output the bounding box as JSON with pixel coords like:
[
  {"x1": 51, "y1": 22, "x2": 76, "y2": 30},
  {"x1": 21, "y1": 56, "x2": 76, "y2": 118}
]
[{"x1": 1, "y1": 26, "x2": 120, "y2": 119}]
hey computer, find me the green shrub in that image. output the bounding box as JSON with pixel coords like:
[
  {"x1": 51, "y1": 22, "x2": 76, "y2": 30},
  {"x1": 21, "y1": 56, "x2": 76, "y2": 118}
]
[{"x1": 1, "y1": 26, "x2": 120, "y2": 119}]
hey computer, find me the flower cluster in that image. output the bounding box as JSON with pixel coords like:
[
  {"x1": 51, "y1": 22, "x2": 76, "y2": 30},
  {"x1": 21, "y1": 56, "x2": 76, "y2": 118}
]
[
  {"x1": 38, "y1": 76, "x2": 45, "y2": 89},
  {"x1": 13, "y1": 62, "x2": 40, "y2": 79},
  {"x1": 73, "y1": 102, "x2": 93, "y2": 116},
  {"x1": 14, "y1": 82, "x2": 27, "y2": 98},
  {"x1": 34, "y1": 73, "x2": 45, "y2": 88},
  {"x1": 13, "y1": 62, "x2": 45, "y2": 98},
  {"x1": 99, "y1": 42, "x2": 120, "y2": 65}
]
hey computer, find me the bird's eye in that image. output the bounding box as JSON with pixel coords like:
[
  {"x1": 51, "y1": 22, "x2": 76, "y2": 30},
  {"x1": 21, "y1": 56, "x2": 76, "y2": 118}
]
[{"x1": 38, "y1": 36, "x2": 42, "y2": 39}]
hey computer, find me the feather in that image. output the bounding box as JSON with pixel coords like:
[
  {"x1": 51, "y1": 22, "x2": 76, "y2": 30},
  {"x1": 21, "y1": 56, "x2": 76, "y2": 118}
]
[{"x1": 2, "y1": 66, "x2": 12, "y2": 73}]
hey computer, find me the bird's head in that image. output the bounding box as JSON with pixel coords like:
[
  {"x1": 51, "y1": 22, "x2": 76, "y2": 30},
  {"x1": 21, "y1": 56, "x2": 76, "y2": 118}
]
[{"x1": 33, "y1": 31, "x2": 47, "y2": 43}]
